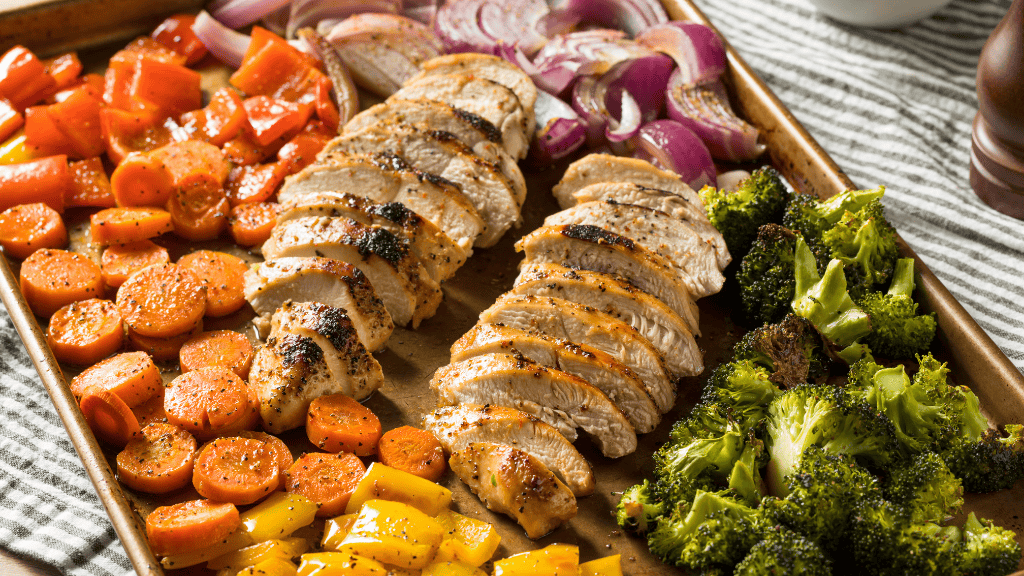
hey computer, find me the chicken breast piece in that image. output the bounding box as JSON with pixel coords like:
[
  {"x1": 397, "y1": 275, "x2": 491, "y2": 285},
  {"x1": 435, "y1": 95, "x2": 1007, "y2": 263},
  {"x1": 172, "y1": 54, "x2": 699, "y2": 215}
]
[
  {"x1": 511, "y1": 263, "x2": 702, "y2": 379},
  {"x1": 321, "y1": 124, "x2": 523, "y2": 247},
  {"x1": 451, "y1": 324, "x2": 659, "y2": 433},
  {"x1": 449, "y1": 442, "x2": 576, "y2": 539},
  {"x1": 423, "y1": 404, "x2": 595, "y2": 496},
  {"x1": 244, "y1": 257, "x2": 393, "y2": 350},
  {"x1": 408, "y1": 53, "x2": 537, "y2": 141},
  {"x1": 431, "y1": 353, "x2": 637, "y2": 458},
  {"x1": 515, "y1": 224, "x2": 697, "y2": 326},
  {"x1": 249, "y1": 301, "x2": 384, "y2": 433},
  {"x1": 572, "y1": 182, "x2": 730, "y2": 270},
  {"x1": 276, "y1": 192, "x2": 466, "y2": 282},
  {"x1": 478, "y1": 294, "x2": 675, "y2": 413},
  {"x1": 551, "y1": 154, "x2": 704, "y2": 210},
  {"x1": 263, "y1": 216, "x2": 442, "y2": 328},
  {"x1": 392, "y1": 74, "x2": 529, "y2": 159},
  {"x1": 544, "y1": 201, "x2": 725, "y2": 299},
  {"x1": 278, "y1": 152, "x2": 485, "y2": 252}
]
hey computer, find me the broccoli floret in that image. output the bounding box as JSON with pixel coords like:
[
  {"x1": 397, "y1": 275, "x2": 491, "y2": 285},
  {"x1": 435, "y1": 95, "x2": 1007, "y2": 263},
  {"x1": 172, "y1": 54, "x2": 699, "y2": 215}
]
[
  {"x1": 765, "y1": 384, "x2": 898, "y2": 496},
  {"x1": 940, "y1": 425, "x2": 1024, "y2": 493},
  {"x1": 783, "y1": 187, "x2": 885, "y2": 253},
  {"x1": 845, "y1": 362, "x2": 947, "y2": 454},
  {"x1": 760, "y1": 445, "x2": 881, "y2": 549},
  {"x1": 700, "y1": 167, "x2": 790, "y2": 260},
  {"x1": 848, "y1": 494, "x2": 962, "y2": 576},
  {"x1": 734, "y1": 525, "x2": 833, "y2": 576},
  {"x1": 734, "y1": 314, "x2": 831, "y2": 388},
  {"x1": 857, "y1": 258, "x2": 937, "y2": 358},
  {"x1": 700, "y1": 360, "x2": 781, "y2": 431},
  {"x1": 654, "y1": 419, "x2": 746, "y2": 490},
  {"x1": 822, "y1": 200, "x2": 899, "y2": 299},
  {"x1": 791, "y1": 236, "x2": 872, "y2": 352},
  {"x1": 959, "y1": 512, "x2": 1023, "y2": 576},
  {"x1": 668, "y1": 402, "x2": 732, "y2": 445},
  {"x1": 616, "y1": 479, "x2": 667, "y2": 535},
  {"x1": 647, "y1": 490, "x2": 761, "y2": 571},
  {"x1": 735, "y1": 224, "x2": 802, "y2": 327},
  {"x1": 727, "y1": 433, "x2": 768, "y2": 505},
  {"x1": 883, "y1": 452, "x2": 963, "y2": 524}
]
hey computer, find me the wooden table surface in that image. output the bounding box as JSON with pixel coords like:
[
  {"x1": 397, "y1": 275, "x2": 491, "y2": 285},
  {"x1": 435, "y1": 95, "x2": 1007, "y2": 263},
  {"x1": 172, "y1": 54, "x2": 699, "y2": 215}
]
[{"x1": 0, "y1": 549, "x2": 61, "y2": 576}]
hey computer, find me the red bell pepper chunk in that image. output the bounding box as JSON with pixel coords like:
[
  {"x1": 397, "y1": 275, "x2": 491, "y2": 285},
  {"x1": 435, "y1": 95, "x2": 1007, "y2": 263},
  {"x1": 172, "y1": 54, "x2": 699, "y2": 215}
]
[
  {"x1": 0, "y1": 155, "x2": 69, "y2": 213},
  {"x1": 314, "y1": 76, "x2": 340, "y2": 132},
  {"x1": 0, "y1": 98, "x2": 24, "y2": 143},
  {"x1": 111, "y1": 37, "x2": 187, "y2": 67},
  {"x1": 67, "y1": 157, "x2": 116, "y2": 208},
  {"x1": 130, "y1": 59, "x2": 202, "y2": 118},
  {"x1": 100, "y1": 107, "x2": 172, "y2": 164},
  {"x1": 179, "y1": 88, "x2": 245, "y2": 146},
  {"x1": 151, "y1": 14, "x2": 208, "y2": 66},
  {"x1": 43, "y1": 53, "x2": 83, "y2": 91},
  {"x1": 230, "y1": 27, "x2": 320, "y2": 99},
  {"x1": 225, "y1": 161, "x2": 288, "y2": 206},
  {"x1": 277, "y1": 131, "x2": 331, "y2": 176},
  {"x1": 243, "y1": 96, "x2": 312, "y2": 147},
  {"x1": 0, "y1": 46, "x2": 57, "y2": 110},
  {"x1": 48, "y1": 86, "x2": 104, "y2": 159},
  {"x1": 24, "y1": 106, "x2": 76, "y2": 157},
  {"x1": 104, "y1": 37, "x2": 188, "y2": 112}
]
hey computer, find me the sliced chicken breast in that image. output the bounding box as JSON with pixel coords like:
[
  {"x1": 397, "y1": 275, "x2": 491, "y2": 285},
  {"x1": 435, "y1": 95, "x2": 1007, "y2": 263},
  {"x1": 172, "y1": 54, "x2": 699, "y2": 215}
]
[
  {"x1": 511, "y1": 263, "x2": 702, "y2": 378},
  {"x1": 249, "y1": 302, "x2": 384, "y2": 433},
  {"x1": 572, "y1": 182, "x2": 730, "y2": 270},
  {"x1": 408, "y1": 53, "x2": 537, "y2": 141},
  {"x1": 278, "y1": 152, "x2": 485, "y2": 252},
  {"x1": 449, "y1": 442, "x2": 576, "y2": 539},
  {"x1": 515, "y1": 224, "x2": 697, "y2": 325},
  {"x1": 450, "y1": 325, "x2": 659, "y2": 433},
  {"x1": 321, "y1": 124, "x2": 522, "y2": 247},
  {"x1": 392, "y1": 74, "x2": 529, "y2": 159},
  {"x1": 544, "y1": 201, "x2": 725, "y2": 299},
  {"x1": 244, "y1": 257, "x2": 393, "y2": 350},
  {"x1": 263, "y1": 216, "x2": 442, "y2": 328},
  {"x1": 423, "y1": 404, "x2": 595, "y2": 496},
  {"x1": 551, "y1": 154, "x2": 704, "y2": 210},
  {"x1": 477, "y1": 295, "x2": 675, "y2": 413},
  {"x1": 431, "y1": 353, "x2": 637, "y2": 458},
  {"x1": 276, "y1": 192, "x2": 466, "y2": 282}
]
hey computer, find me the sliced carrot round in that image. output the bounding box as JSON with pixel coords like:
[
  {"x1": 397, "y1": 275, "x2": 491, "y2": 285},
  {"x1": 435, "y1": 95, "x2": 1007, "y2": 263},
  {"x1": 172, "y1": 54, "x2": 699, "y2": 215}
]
[
  {"x1": 284, "y1": 452, "x2": 366, "y2": 517},
  {"x1": 110, "y1": 152, "x2": 173, "y2": 207},
  {"x1": 0, "y1": 202, "x2": 67, "y2": 259},
  {"x1": 70, "y1": 350, "x2": 162, "y2": 406},
  {"x1": 116, "y1": 262, "x2": 206, "y2": 338},
  {"x1": 132, "y1": 389, "x2": 168, "y2": 427},
  {"x1": 20, "y1": 248, "x2": 104, "y2": 317},
  {"x1": 46, "y1": 298, "x2": 123, "y2": 365},
  {"x1": 90, "y1": 206, "x2": 173, "y2": 245},
  {"x1": 126, "y1": 320, "x2": 202, "y2": 362},
  {"x1": 193, "y1": 437, "x2": 281, "y2": 505},
  {"x1": 179, "y1": 330, "x2": 253, "y2": 379},
  {"x1": 238, "y1": 430, "x2": 293, "y2": 484},
  {"x1": 100, "y1": 239, "x2": 170, "y2": 288},
  {"x1": 166, "y1": 174, "x2": 230, "y2": 241},
  {"x1": 117, "y1": 422, "x2": 197, "y2": 494},
  {"x1": 176, "y1": 250, "x2": 248, "y2": 318},
  {"x1": 377, "y1": 426, "x2": 447, "y2": 482},
  {"x1": 164, "y1": 366, "x2": 258, "y2": 440},
  {"x1": 229, "y1": 201, "x2": 279, "y2": 247},
  {"x1": 146, "y1": 499, "x2": 239, "y2": 557},
  {"x1": 306, "y1": 394, "x2": 381, "y2": 457},
  {"x1": 80, "y1": 387, "x2": 142, "y2": 447}
]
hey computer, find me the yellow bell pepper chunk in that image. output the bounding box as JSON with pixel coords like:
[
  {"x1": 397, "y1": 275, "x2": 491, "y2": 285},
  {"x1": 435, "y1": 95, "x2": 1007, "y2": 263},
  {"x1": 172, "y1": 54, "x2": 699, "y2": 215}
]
[
  {"x1": 0, "y1": 131, "x2": 40, "y2": 165},
  {"x1": 492, "y1": 544, "x2": 579, "y2": 576},
  {"x1": 432, "y1": 510, "x2": 500, "y2": 567},
  {"x1": 337, "y1": 499, "x2": 445, "y2": 570},
  {"x1": 297, "y1": 552, "x2": 390, "y2": 576},
  {"x1": 321, "y1": 514, "x2": 359, "y2": 551},
  {"x1": 160, "y1": 530, "x2": 254, "y2": 570},
  {"x1": 346, "y1": 463, "x2": 453, "y2": 516},
  {"x1": 240, "y1": 492, "x2": 319, "y2": 542},
  {"x1": 208, "y1": 537, "x2": 309, "y2": 572},
  {"x1": 578, "y1": 555, "x2": 622, "y2": 576},
  {"x1": 421, "y1": 560, "x2": 485, "y2": 576},
  {"x1": 233, "y1": 557, "x2": 299, "y2": 576}
]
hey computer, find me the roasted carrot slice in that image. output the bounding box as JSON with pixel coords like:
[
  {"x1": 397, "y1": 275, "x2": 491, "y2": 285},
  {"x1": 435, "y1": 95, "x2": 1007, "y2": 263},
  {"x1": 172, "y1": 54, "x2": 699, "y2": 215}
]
[
  {"x1": 377, "y1": 426, "x2": 447, "y2": 482},
  {"x1": 46, "y1": 298, "x2": 124, "y2": 365},
  {"x1": 100, "y1": 239, "x2": 170, "y2": 288},
  {"x1": 19, "y1": 248, "x2": 103, "y2": 317},
  {"x1": 228, "y1": 202, "x2": 279, "y2": 247},
  {"x1": 284, "y1": 452, "x2": 366, "y2": 517},
  {"x1": 177, "y1": 250, "x2": 249, "y2": 318},
  {"x1": 126, "y1": 319, "x2": 202, "y2": 362},
  {"x1": 164, "y1": 366, "x2": 258, "y2": 440},
  {"x1": 117, "y1": 422, "x2": 197, "y2": 494},
  {"x1": 0, "y1": 154, "x2": 69, "y2": 213},
  {"x1": 238, "y1": 430, "x2": 293, "y2": 483},
  {"x1": 151, "y1": 140, "x2": 231, "y2": 186},
  {"x1": 146, "y1": 499, "x2": 240, "y2": 557},
  {"x1": 151, "y1": 14, "x2": 207, "y2": 66},
  {"x1": 225, "y1": 161, "x2": 287, "y2": 206},
  {"x1": 116, "y1": 262, "x2": 206, "y2": 338},
  {"x1": 306, "y1": 394, "x2": 382, "y2": 457},
  {"x1": 166, "y1": 174, "x2": 231, "y2": 241},
  {"x1": 80, "y1": 387, "x2": 142, "y2": 447},
  {"x1": 0, "y1": 202, "x2": 67, "y2": 259},
  {"x1": 179, "y1": 87, "x2": 244, "y2": 146},
  {"x1": 91, "y1": 206, "x2": 173, "y2": 245},
  {"x1": 179, "y1": 330, "x2": 254, "y2": 379},
  {"x1": 243, "y1": 96, "x2": 313, "y2": 147},
  {"x1": 133, "y1": 388, "x2": 168, "y2": 427},
  {"x1": 193, "y1": 437, "x2": 281, "y2": 505},
  {"x1": 110, "y1": 152, "x2": 173, "y2": 207},
  {"x1": 67, "y1": 157, "x2": 116, "y2": 208},
  {"x1": 70, "y1": 350, "x2": 162, "y2": 406}
]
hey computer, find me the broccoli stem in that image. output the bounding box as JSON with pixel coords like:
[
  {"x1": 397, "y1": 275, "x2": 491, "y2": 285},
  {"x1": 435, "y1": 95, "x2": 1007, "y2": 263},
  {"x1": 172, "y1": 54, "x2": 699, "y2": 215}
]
[{"x1": 888, "y1": 258, "x2": 916, "y2": 298}]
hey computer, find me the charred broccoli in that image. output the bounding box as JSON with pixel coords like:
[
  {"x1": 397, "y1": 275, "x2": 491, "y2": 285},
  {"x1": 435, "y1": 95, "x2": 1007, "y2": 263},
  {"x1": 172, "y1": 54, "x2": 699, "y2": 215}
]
[
  {"x1": 821, "y1": 200, "x2": 899, "y2": 298},
  {"x1": 940, "y1": 426, "x2": 1024, "y2": 493},
  {"x1": 959, "y1": 512, "x2": 1023, "y2": 576},
  {"x1": 783, "y1": 187, "x2": 884, "y2": 250},
  {"x1": 647, "y1": 489, "x2": 761, "y2": 571},
  {"x1": 735, "y1": 224, "x2": 803, "y2": 327},
  {"x1": 733, "y1": 314, "x2": 831, "y2": 388},
  {"x1": 700, "y1": 167, "x2": 790, "y2": 260},
  {"x1": 727, "y1": 433, "x2": 768, "y2": 505},
  {"x1": 699, "y1": 360, "x2": 780, "y2": 431},
  {"x1": 845, "y1": 361, "x2": 948, "y2": 454},
  {"x1": 883, "y1": 451, "x2": 963, "y2": 524},
  {"x1": 857, "y1": 258, "x2": 937, "y2": 358},
  {"x1": 733, "y1": 525, "x2": 833, "y2": 576},
  {"x1": 848, "y1": 494, "x2": 962, "y2": 576}
]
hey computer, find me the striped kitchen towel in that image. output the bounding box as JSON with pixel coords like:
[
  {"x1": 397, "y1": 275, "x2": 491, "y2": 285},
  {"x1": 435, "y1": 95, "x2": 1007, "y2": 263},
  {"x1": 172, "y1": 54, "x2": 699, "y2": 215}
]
[{"x1": 0, "y1": 1, "x2": 1021, "y2": 575}]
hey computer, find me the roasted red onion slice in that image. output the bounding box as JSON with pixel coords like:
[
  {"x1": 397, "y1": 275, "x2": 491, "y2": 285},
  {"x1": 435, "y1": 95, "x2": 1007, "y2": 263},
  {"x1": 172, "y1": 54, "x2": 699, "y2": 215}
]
[
  {"x1": 551, "y1": 0, "x2": 667, "y2": 36},
  {"x1": 633, "y1": 119, "x2": 716, "y2": 190},
  {"x1": 434, "y1": 0, "x2": 551, "y2": 56},
  {"x1": 571, "y1": 76, "x2": 608, "y2": 147},
  {"x1": 606, "y1": 91, "x2": 641, "y2": 142},
  {"x1": 667, "y1": 71, "x2": 764, "y2": 162},
  {"x1": 531, "y1": 89, "x2": 586, "y2": 163},
  {"x1": 403, "y1": 0, "x2": 440, "y2": 25},
  {"x1": 637, "y1": 21, "x2": 726, "y2": 87},
  {"x1": 530, "y1": 30, "x2": 655, "y2": 94},
  {"x1": 571, "y1": 54, "x2": 674, "y2": 146},
  {"x1": 192, "y1": 10, "x2": 251, "y2": 68},
  {"x1": 210, "y1": 0, "x2": 292, "y2": 29},
  {"x1": 287, "y1": 0, "x2": 401, "y2": 38}
]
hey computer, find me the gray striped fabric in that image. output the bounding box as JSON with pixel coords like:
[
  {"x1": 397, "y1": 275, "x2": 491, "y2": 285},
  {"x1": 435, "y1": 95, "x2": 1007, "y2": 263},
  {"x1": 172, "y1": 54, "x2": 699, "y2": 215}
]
[{"x1": 0, "y1": 1, "x2": 1021, "y2": 574}]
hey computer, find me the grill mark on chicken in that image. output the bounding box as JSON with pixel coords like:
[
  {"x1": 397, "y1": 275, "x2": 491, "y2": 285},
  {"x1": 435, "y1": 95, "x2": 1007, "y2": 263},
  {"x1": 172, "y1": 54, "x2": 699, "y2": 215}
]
[
  {"x1": 277, "y1": 334, "x2": 323, "y2": 368},
  {"x1": 451, "y1": 107, "x2": 503, "y2": 142},
  {"x1": 353, "y1": 227, "x2": 406, "y2": 264},
  {"x1": 561, "y1": 224, "x2": 635, "y2": 250}
]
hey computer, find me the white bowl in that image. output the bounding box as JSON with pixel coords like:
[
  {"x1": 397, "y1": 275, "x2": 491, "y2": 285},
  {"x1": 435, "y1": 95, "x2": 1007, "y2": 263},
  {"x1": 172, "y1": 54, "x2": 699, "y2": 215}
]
[{"x1": 806, "y1": 0, "x2": 954, "y2": 27}]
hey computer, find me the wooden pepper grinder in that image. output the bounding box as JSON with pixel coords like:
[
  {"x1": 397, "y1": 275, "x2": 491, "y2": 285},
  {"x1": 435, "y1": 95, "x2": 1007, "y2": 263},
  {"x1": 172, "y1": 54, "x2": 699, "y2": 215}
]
[{"x1": 970, "y1": 0, "x2": 1024, "y2": 218}]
